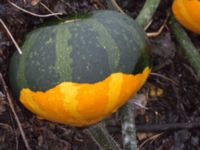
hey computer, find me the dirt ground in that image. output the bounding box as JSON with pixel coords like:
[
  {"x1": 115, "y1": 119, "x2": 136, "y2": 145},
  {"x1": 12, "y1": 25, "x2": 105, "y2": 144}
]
[{"x1": 0, "y1": 0, "x2": 200, "y2": 150}]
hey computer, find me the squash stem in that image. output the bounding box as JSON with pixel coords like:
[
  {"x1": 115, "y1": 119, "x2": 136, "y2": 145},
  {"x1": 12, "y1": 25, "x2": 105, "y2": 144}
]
[
  {"x1": 169, "y1": 14, "x2": 200, "y2": 80},
  {"x1": 136, "y1": 0, "x2": 161, "y2": 28},
  {"x1": 87, "y1": 122, "x2": 122, "y2": 150}
]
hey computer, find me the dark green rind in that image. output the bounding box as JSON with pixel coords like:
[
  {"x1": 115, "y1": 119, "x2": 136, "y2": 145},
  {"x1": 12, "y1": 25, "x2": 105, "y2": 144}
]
[
  {"x1": 9, "y1": 10, "x2": 151, "y2": 97},
  {"x1": 67, "y1": 22, "x2": 111, "y2": 83},
  {"x1": 55, "y1": 25, "x2": 72, "y2": 82},
  {"x1": 94, "y1": 11, "x2": 151, "y2": 73},
  {"x1": 25, "y1": 27, "x2": 61, "y2": 91},
  {"x1": 94, "y1": 12, "x2": 142, "y2": 73},
  {"x1": 9, "y1": 29, "x2": 43, "y2": 97}
]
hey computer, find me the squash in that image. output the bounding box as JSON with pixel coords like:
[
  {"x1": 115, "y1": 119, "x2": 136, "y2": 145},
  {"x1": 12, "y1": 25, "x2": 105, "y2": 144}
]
[
  {"x1": 172, "y1": 0, "x2": 200, "y2": 34},
  {"x1": 9, "y1": 10, "x2": 151, "y2": 127}
]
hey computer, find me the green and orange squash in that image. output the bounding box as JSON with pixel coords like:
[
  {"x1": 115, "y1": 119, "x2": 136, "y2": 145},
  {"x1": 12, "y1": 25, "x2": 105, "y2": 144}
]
[
  {"x1": 9, "y1": 10, "x2": 151, "y2": 127},
  {"x1": 172, "y1": 0, "x2": 200, "y2": 34}
]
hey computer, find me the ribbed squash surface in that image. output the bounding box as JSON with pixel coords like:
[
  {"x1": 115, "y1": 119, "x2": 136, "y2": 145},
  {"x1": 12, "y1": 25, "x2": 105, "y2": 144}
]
[{"x1": 9, "y1": 11, "x2": 151, "y2": 126}]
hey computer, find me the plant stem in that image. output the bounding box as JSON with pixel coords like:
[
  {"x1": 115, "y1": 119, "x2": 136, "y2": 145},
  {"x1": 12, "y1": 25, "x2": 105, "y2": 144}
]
[
  {"x1": 87, "y1": 122, "x2": 121, "y2": 150},
  {"x1": 120, "y1": 101, "x2": 137, "y2": 150},
  {"x1": 136, "y1": 0, "x2": 161, "y2": 28},
  {"x1": 169, "y1": 14, "x2": 200, "y2": 80}
]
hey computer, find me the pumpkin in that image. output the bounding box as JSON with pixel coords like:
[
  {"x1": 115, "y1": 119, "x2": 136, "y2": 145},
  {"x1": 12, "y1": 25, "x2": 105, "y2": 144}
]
[
  {"x1": 9, "y1": 10, "x2": 151, "y2": 127},
  {"x1": 172, "y1": 0, "x2": 200, "y2": 34}
]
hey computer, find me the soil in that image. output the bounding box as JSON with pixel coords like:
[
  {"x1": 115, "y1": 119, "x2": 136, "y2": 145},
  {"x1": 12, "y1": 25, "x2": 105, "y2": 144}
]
[{"x1": 0, "y1": 0, "x2": 200, "y2": 150}]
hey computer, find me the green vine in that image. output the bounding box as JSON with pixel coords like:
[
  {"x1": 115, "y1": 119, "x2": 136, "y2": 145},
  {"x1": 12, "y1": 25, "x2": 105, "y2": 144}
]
[
  {"x1": 136, "y1": 0, "x2": 161, "y2": 27},
  {"x1": 169, "y1": 14, "x2": 200, "y2": 80}
]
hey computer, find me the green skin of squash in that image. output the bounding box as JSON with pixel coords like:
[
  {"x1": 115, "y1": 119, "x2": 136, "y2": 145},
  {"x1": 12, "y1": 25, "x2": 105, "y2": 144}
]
[{"x1": 9, "y1": 10, "x2": 151, "y2": 98}]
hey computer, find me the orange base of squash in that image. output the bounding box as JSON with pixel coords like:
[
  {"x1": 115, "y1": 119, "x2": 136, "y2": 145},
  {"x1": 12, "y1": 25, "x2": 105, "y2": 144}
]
[{"x1": 20, "y1": 67, "x2": 150, "y2": 127}]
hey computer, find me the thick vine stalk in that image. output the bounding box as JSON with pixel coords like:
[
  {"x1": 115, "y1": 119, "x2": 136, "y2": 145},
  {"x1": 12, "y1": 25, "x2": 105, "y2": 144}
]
[
  {"x1": 120, "y1": 101, "x2": 137, "y2": 150},
  {"x1": 136, "y1": 0, "x2": 161, "y2": 27},
  {"x1": 169, "y1": 15, "x2": 200, "y2": 80}
]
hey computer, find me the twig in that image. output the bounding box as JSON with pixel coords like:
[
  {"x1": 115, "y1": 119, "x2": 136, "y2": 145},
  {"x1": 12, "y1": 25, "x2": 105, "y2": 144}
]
[
  {"x1": 0, "y1": 19, "x2": 22, "y2": 54},
  {"x1": 144, "y1": 19, "x2": 153, "y2": 31},
  {"x1": 183, "y1": 63, "x2": 199, "y2": 81},
  {"x1": 93, "y1": 0, "x2": 106, "y2": 9},
  {"x1": 150, "y1": 72, "x2": 178, "y2": 85},
  {"x1": 0, "y1": 122, "x2": 13, "y2": 131},
  {"x1": 87, "y1": 122, "x2": 121, "y2": 150},
  {"x1": 133, "y1": 101, "x2": 148, "y2": 110},
  {"x1": 39, "y1": 2, "x2": 62, "y2": 20},
  {"x1": 152, "y1": 60, "x2": 172, "y2": 71},
  {"x1": 146, "y1": 13, "x2": 168, "y2": 37},
  {"x1": 108, "y1": 120, "x2": 200, "y2": 133},
  {"x1": 104, "y1": 0, "x2": 124, "y2": 14},
  {"x1": 136, "y1": 122, "x2": 200, "y2": 132},
  {"x1": 169, "y1": 14, "x2": 200, "y2": 80},
  {"x1": 6, "y1": 99, "x2": 20, "y2": 150},
  {"x1": 0, "y1": 73, "x2": 32, "y2": 150},
  {"x1": 136, "y1": 0, "x2": 161, "y2": 28},
  {"x1": 110, "y1": 0, "x2": 125, "y2": 14},
  {"x1": 138, "y1": 133, "x2": 163, "y2": 150},
  {"x1": 8, "y1": 0, "x2": 63, "y2": 18}
]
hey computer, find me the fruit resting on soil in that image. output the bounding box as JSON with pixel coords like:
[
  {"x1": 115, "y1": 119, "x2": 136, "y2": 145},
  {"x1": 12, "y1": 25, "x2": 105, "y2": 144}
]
[
  {"x1": 172, "y1": 0, "x2": 200, "y2": 34},
  {"x1": 9, "y1": 10, "x2": 151, "y2": 127}
]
